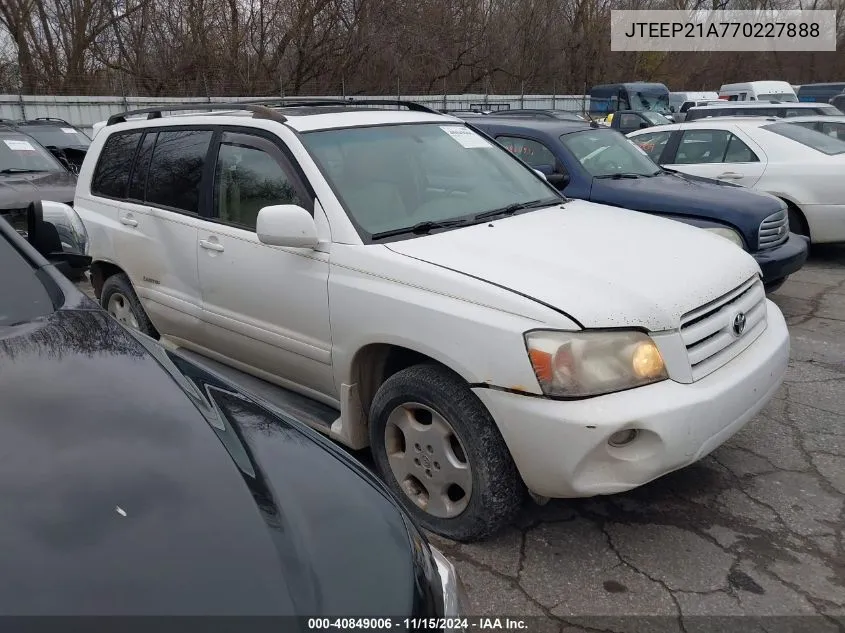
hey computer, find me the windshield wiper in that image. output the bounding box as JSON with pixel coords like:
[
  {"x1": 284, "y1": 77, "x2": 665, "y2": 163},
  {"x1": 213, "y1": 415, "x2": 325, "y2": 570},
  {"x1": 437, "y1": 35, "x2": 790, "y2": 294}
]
[
  {"x1": 0, "y1": 168, "x2": 44, "y2": 174},
  {"x1": 370, "y1": 219, "x2": 471, "y2": 240},
  {"x1": 474, "y1": 197, "x2": 562, "y2": 222},
  {"x1": 594, "y1": 173, "x2": 649, "y2": 180}
]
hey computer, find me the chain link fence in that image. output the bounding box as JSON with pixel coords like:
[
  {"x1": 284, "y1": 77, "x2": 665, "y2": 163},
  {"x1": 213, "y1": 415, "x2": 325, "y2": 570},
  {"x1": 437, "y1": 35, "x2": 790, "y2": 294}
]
[{"x1": 0, "y1": 93, "x2": 592, "y2": 136}]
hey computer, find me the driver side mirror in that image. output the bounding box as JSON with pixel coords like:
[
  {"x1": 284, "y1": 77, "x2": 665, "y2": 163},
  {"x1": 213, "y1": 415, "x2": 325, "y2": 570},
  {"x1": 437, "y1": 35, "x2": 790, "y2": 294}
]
[
  {"x1": 669, "y1": 106, "x2": 676, "y2": 113},
  {"x1": 256, "y1": 204, "x2": 319, "y2": 248},
  {"x1": 639, "y1": 121, "x2": 650, "y2": 129}
]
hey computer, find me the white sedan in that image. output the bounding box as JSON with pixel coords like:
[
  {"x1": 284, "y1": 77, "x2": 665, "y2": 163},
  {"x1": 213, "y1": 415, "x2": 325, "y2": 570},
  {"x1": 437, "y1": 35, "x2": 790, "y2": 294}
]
[{"x1": 628, "y1": 117, "x2": 845, "y2": 243}]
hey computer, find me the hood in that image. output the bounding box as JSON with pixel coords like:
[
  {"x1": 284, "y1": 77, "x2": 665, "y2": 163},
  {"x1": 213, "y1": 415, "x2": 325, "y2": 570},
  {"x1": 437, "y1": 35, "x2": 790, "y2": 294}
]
[
  {"x1": 385, "y1": 201, "x2": 761, "y2": 331},
  {"x1": 0, "y1": 307, "x2": 427, "y2": 616},
  {"x1": 0, "y1": 171, "x2": 76, "y2": 210},
  {"x1": 589, "y1": 171, "x2": 782, "y2": 250}
]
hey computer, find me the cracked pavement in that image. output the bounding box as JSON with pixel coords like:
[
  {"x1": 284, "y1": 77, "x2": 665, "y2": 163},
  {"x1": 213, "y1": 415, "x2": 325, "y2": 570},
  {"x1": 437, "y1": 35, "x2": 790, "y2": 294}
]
[
  {"x1": 427, "y1": 245, "x2": 845, "y2": 631},
  {"x1": 75, "y1": 246, "x2": 845, "y2": 631}
]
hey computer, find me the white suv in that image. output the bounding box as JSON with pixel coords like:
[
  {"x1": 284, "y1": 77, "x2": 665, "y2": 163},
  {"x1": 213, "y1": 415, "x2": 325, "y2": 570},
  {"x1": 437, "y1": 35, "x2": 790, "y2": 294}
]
[{"x1": 76, "y1": 100, "x2": 790, "y2": 542}]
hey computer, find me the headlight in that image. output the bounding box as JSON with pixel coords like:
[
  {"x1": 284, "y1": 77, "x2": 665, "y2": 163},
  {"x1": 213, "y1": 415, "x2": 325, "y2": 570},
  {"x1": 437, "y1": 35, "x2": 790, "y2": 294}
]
[
  {"x1": 430, "y1": 545, "x2": 469, "y2": 621},
  {"x1": 705, "y1": 226, "x2": 744, "y2": 249},
  {"x1": 525, "y1": 330, "x2": 668, "y2": 398}
]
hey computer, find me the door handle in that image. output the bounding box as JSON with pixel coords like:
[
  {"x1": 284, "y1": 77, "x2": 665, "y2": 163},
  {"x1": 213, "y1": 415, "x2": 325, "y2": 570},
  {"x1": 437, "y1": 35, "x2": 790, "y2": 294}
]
[
  {"x1": 717, "y1": 172, "x2": 743, "y2": 180},
  {"x1": 120, "y1": 216, "x2": 138, "y2": 227},
  {"x1": 199, "y1": 239, "x2": 224, "y2": 252}
]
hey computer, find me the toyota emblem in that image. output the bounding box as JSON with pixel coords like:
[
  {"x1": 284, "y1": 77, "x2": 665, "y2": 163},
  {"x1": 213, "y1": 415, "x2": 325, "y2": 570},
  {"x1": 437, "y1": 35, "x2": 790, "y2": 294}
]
[{"x1": 732, "y1": 312, "x2": 747, "y2": 336}]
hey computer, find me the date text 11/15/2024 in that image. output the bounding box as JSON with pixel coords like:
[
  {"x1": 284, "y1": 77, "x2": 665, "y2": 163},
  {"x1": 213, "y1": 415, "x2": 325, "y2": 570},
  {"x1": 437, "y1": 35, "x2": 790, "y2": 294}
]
[{"x1": 307, "y1": 618, "x2": 529, "y2": 630}]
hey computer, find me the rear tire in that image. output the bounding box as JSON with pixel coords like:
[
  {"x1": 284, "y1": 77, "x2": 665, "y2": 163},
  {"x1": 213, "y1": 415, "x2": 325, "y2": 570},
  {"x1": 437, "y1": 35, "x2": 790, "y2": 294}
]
[
  {"x1": 100, "y1": 273, "x2": 158, "y2": 339},
  {"x1": 368, "y1": 363, "x2": 525, "y2": 542}
]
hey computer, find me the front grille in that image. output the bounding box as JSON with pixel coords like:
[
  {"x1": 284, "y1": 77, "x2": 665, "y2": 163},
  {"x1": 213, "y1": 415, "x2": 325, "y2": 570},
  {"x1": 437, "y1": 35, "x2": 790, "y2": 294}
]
[
  {"x1": 758, "y1": 207, "x2": 789, "y2": 249},
  {"x1": 680, "y1": 276, "x2": 768, "y2": 381}
]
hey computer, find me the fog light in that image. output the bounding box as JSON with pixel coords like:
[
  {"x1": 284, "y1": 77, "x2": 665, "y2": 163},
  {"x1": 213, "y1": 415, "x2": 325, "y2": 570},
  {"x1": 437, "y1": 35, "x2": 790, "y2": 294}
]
[{"x1": 609, "y1": 429, "x2": 639, "y2": 447}]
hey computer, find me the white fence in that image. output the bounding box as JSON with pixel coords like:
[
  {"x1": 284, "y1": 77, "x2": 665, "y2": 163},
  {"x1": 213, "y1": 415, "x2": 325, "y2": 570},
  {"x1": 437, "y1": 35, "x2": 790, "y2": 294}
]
[{"x1": 0, "y1": 94, "x2": 591, "y2": 136}]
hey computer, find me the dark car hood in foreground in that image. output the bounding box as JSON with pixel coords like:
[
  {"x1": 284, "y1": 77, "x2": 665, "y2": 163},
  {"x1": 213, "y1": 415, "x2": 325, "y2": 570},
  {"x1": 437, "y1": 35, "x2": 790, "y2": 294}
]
[
  {"x1": 0, "y1": 170, "x2": 76, "y2": 210},
  {"x1": 0, "y1": 307, "x2": 432, "y2": 616},
  {"x1": 589, "y1": 171, "x2": 782, "y2": 249}
]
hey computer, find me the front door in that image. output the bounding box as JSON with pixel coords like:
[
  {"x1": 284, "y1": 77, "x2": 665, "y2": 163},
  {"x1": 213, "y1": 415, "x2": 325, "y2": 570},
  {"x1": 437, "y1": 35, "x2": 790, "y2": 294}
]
[{"x1": 196, "y1": 130, "x2": 334, "y2": 400}]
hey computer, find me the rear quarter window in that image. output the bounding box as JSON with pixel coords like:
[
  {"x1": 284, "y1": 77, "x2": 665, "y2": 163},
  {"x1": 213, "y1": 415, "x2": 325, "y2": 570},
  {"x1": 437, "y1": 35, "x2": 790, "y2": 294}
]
[{"x1": 91, "y1": 131, "x2": 142, "y2": 198}]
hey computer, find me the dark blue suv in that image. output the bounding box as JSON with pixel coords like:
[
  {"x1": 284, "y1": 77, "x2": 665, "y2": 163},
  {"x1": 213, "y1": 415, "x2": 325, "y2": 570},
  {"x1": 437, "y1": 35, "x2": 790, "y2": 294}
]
[{"x1": 467, "y1": 117, "x2": 808, "y2": 292}]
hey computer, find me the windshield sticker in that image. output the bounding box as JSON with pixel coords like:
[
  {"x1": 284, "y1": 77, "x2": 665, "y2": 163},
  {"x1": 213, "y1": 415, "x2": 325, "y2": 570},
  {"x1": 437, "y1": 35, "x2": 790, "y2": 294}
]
[
  {"x1": 61, "y1": 127, "x2": 77, "y2": 134},
  {"x1": 4, "y1": 139, "x2": 35, "y2": 151},
  {"x1": 440, "y1": 125, "x2": 493, "y2": 149}
]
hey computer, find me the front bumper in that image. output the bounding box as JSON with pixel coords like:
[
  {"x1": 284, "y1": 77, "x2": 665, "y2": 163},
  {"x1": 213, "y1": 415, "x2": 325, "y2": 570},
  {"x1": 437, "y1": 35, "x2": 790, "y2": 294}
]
[
  {"x1": 753, "y1": 232, "x2": 808, "y2": 288},
  {"x1": 473, "y1": 300, "x2": 789, "y2": 498}
]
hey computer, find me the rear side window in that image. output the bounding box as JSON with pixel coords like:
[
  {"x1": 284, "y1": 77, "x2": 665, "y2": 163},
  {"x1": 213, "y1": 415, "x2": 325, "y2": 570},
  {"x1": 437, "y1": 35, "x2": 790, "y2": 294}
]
[
  {"x1": 127, "y1": 132, "x2": 157, "y2": 201},
  {"x1": 146, "y1": 130, "x2": 213, "y2": 214},
  {"x1": 91, "y1": 131, "x2": 142, "y2": 198}
]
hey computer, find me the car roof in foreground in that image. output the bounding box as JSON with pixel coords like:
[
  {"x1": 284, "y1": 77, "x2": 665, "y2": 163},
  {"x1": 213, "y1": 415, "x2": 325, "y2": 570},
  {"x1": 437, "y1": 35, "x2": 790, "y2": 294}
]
[
  {"x1": 668, "y1": 117, "x2": 781, "y2": 129},
  {"x1": 690, "y1": 102, "x2": 820, "y2": 109}
]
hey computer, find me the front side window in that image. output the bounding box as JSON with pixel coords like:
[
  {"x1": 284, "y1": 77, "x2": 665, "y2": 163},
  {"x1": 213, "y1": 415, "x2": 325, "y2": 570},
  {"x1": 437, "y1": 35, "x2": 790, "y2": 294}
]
[
  {"x1": 300, "y1": 123, "x2": 558, "y2": 238},
  {"x1": 213, "y1": 133, "x2": 303, "y2": 230},
  {"x1": 146, "y1": 129, "x2": 213, "y2": 214},
  {"x1": 496, "y1": 136, "x2": 557, "y2": 169},
  {"x1": 817, "y1": 105, "x2": 843, "y2": 115},
  {"x1": 762, "y1": 122, "x2": 845, "y2": 155},
  {"x1": 559, "y1": 129, "x2": 661, "y2": 177},
  {"x1": 91, "y1": 131, "x2": 142, "y2": 198}
]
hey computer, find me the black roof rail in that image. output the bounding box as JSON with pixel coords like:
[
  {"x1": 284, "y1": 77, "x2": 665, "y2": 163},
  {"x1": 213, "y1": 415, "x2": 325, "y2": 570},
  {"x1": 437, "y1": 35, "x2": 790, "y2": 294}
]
[
  {"x1": 106, "y1": 103, "x2": 288, "y2": 126},
  {"x1": 33, "y1": 117, "x2": 71, "y2": 124},
  {"x1": 106, "y1": 97, "x2": 442, "y2": 126},
  {"x1": 241, "y1": 97, "x2": 441, "y2": 115}
]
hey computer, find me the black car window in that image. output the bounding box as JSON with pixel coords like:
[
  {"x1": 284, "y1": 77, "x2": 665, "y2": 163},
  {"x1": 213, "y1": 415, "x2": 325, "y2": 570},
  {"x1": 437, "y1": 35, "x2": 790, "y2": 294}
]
[
  {"x1": 146, "y1": 130, "x2": 213, "y2": 214},
  {"x1": 127, "y1": 132, "x2": 157, "y2": 202},
  {"x1": 630, "y1": 130, "x2": 672, "y2": 161},
  {"x1": 674, "y1": 130, "x2": 731, "y2": 163},
  {"x1": 0, "y1": 232, "x2": 55, "y2": 326},
  {"x1": 618, "y1": 113, "x2": 642, "y2": 129},
  {"x1": 724, "y1": 135, "x2": 759, "y2": 162},
  {"x1": 91, "y1": 131, "x2": 143, "y2": 198},
  {"x1": 496, "y1": 136, "x2": 557, "y2": 169},
  {"x1": 212, "y1": 133, "x2": 303, "y2": 230}
]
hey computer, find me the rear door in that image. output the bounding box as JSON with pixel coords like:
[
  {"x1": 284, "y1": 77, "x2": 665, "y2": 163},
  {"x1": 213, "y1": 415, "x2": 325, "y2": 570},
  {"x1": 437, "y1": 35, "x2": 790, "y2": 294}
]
[
  {"x1": 661, "y1": 127, "x2": 767, "y2": 186},
  {"x1": 116, "y1": 127, "x2": 213, "y2": 342}
]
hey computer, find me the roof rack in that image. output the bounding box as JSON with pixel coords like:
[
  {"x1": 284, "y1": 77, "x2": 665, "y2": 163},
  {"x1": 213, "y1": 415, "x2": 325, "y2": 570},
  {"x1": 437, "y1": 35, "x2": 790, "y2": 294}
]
[
  {"x1": 106, "y1": 97, "x2": 441, "y2": 127},
  {"x1": 31, "y1": 117, "x2": 71, "y2": 124}
]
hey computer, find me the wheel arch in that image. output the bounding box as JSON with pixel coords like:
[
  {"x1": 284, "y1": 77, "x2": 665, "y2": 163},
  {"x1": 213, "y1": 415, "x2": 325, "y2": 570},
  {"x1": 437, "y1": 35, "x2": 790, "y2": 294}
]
[{"x1": 89, "y1": 259, "x2": 128, "y2": 300}]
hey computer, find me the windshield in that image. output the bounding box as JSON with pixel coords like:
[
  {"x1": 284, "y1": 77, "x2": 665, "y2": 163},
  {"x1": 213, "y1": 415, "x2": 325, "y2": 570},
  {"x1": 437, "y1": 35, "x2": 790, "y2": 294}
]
[
  {"x1": 560, "y1": 129, "x2": 661, "y2": 177},
  {"x1": 15, "y1": 125, "x2": 90, "y2": 149},
  {"x1": 758, "y1": 93, "x2": 798, "y2": 102},
  {"x1": 300, "y1": 123, "x2": 560, "y2": 238},
  {"x1": 629, "y1": 91, "x2": 671, "y2": 113},
  {"x1": 818, "y1": 105, "x2": 844, "y2": 115},
  {"x1": 0, "y1": 135, "x2": 66, "y2": 173},
  {"x1": 762, "y1": 122, "x2": 845, "y2": 155}
]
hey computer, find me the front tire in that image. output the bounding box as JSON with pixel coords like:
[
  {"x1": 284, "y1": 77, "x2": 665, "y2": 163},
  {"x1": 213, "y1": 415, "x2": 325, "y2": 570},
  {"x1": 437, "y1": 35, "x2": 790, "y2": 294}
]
[
  {"x1": 100, "y1": 273, "x2": 158, "y2": 338},
  {"x1": 369, "y1": 363, "x2": 525, "y2": 542}
]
